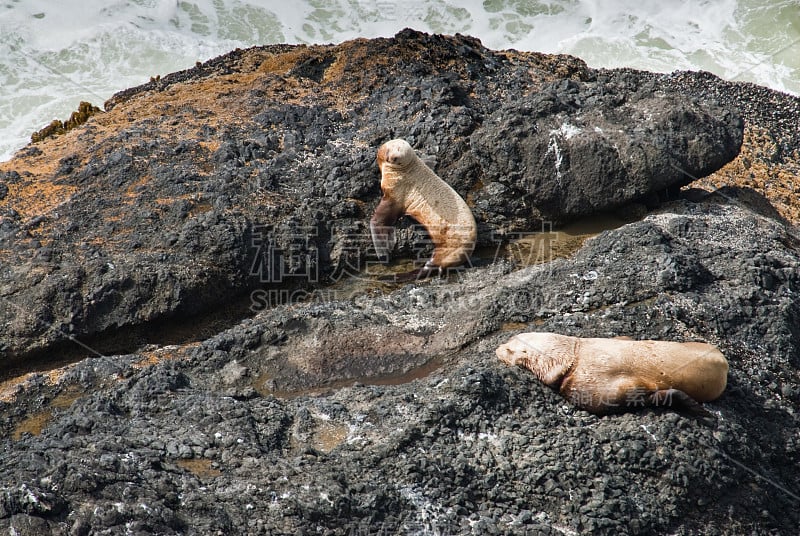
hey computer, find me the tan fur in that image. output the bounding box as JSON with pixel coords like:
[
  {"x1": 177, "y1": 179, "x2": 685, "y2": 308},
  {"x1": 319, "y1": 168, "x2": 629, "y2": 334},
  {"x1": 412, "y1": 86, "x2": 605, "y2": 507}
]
[
  {"x1": 496, "y1": 332, "x2": 728, "y2": 414},
  {"x1": 374, "y1": 139, "x2": 476, "y2": 268}
]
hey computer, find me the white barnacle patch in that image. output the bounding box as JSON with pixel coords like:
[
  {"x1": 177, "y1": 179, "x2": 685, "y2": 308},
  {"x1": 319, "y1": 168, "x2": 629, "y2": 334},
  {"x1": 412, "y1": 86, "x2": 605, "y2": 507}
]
[
  {"x1": 319, "y1": 491, "x2": 334, "y2": 506},
  {"x1": 477, "y1": 431, "x2": 502, "y2": 448},
  {"x1": 21, "y1": 484, "x2": 40, "y2": 505},
  {"x1": 555, "y1": 122, "x2": 582, "y2": 139},
  {"x1": 546, "y1": 122, "x2": 581, "y2": 184},
  {"x1": 398, "y1": 485, "x2": 451, "y2": 531},
  {"x1": 545, "y1": 134, "x2": 564, "y2": 183},
  {"x1": 456, "y1": 429, "x2": 504, "y2": 450}
]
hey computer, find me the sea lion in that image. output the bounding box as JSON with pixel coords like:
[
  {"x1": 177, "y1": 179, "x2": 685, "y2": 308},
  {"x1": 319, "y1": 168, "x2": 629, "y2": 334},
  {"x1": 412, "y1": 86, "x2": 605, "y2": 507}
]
[
  {"x1": 496, "y1": 332, "x2": 728, "y2": 416},
  {"x1": 370, "y1": 139, "x2": 477, "y2": 275}
]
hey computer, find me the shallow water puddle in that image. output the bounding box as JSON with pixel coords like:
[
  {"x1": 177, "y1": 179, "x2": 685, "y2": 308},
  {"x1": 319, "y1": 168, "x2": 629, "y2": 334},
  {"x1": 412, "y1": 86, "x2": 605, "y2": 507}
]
[
  {"x1": 256, "y1": 354, "x2": 449, "y2": 400},
  {"x1": 500, "y1": 321, "x2": 530, "y2": 331},
  {"x1": 252, "y1": 215, "x2": 634, "y2": 399},
  {"x1": 507, "y1": 213, "x2": 631, "y2": 266}
]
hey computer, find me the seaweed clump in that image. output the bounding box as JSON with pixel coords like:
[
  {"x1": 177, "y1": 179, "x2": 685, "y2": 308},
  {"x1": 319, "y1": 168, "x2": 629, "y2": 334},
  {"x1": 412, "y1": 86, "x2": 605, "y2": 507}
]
[{"x1": 31, "y1": 101, "x2": 101, "y2": 143}]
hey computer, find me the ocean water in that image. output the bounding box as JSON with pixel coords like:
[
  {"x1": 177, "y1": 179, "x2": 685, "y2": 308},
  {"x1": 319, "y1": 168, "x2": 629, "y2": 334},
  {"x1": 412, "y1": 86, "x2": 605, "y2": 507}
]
[{"x1": 1, "y1": 0, "x2": 798, "y2": 162}]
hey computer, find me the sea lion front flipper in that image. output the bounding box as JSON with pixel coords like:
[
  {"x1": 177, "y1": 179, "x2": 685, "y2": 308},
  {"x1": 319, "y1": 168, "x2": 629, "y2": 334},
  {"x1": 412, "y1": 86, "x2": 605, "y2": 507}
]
[
  {"x1": 370, "y1": 196, "x2": 403, "y2": 262},
  {"x1": 649, "y1": 388, "x2": 715, "y2": 420}
]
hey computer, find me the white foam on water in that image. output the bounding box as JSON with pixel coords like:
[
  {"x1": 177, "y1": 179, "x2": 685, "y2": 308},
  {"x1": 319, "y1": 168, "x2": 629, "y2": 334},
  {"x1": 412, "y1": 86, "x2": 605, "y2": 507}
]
[{"x1": 1, "y1": 0, "x2": 798, "y2": 162}]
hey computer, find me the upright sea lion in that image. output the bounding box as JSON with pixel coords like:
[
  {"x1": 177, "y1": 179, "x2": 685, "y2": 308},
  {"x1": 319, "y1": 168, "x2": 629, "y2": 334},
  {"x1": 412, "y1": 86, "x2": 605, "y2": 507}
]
[
  {"x1": 496, "y1": 332, "x2": 728, "y2": 416},
  {"x1": 370, "y1": 139, "x2": 477, "y2": 275}
]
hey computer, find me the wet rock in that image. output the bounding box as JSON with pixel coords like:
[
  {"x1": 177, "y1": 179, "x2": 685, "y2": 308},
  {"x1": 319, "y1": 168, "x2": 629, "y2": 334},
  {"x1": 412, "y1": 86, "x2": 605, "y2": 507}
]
[{"x1": 0, "y1": 30, "x2": 741, "y2": 361}]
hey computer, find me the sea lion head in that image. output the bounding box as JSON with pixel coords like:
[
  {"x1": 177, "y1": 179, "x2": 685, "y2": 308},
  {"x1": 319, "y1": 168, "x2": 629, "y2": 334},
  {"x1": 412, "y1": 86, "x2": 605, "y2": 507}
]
[
  {"x1": 496, "y1": 332, "x2": 577, "y2": 387},
  {"x1": 377, "y1": 139, "x2": 416, "y2": 170}
]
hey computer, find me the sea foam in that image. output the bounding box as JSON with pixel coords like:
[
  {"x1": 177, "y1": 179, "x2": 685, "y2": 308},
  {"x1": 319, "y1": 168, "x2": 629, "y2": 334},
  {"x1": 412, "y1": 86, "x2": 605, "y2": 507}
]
[{"x1": 1, "y1": 0, "x2": 797, "y2": 162}]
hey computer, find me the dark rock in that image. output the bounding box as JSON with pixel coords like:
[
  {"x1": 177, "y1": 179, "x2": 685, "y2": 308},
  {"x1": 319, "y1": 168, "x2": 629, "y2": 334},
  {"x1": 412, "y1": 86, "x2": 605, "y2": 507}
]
[
  {"x1": 471, "y1": 78, "x2": 742, "y2": 223},
  {"x1": 0, "y1": 30, "x2": 798, "y2": 536},
  {"x1": 0, "y1": 30, "x2": 742, "y2": 361}
]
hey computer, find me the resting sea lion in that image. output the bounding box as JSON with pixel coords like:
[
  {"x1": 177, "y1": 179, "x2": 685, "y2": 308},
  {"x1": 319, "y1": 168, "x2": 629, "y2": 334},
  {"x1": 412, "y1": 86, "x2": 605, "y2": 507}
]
[
  {"x1": 370, "y1": 139, "x2": 477, "y2": 275},
  {"x1": 496, "y1": 332, "x2": 728, "y2": 416}
]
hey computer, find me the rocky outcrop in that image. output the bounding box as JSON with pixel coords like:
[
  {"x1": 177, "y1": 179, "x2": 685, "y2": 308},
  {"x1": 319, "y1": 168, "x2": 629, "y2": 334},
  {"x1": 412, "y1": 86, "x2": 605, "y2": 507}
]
[
  {"x1": 2, "y1": 30, "x2": 799, "y2": 535},
  {"x1": 0, "y1": 30, "x2": 741, "y2": 362},
  {"x1": 1, "y1": 192, "x2": 798, "y2": 535},
  {"x1": 471, "y1": 78, "x2": 741, "y2": 222}
]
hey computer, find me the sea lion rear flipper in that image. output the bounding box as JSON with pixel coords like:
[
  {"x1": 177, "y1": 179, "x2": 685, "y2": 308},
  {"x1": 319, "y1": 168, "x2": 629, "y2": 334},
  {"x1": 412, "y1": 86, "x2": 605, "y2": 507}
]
[
  {"x1": 370, "y1": 196, "x2": 403, "y2": 262},
  {"x1": 650, "y1": 388, "x2": 715, "y2": 420}
]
